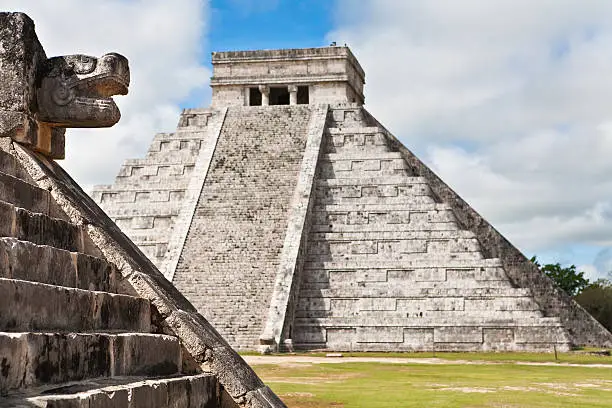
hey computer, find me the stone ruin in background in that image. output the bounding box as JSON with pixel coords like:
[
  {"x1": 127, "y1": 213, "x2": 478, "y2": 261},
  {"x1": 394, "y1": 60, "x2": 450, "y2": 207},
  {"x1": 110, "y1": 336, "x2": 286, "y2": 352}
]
[
  {"x1": 0, "y1": 11, "x2": 285, "y2": 407},
  {"x1": 94, "y1": 44, "x2": 612, "y2": 353}
]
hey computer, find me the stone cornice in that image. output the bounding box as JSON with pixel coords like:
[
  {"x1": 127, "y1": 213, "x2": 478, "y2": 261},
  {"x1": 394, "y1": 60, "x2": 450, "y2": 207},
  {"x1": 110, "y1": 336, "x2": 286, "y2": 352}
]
[{"x1": 211, "y1": 46, "x2": 365, "y2": 84}]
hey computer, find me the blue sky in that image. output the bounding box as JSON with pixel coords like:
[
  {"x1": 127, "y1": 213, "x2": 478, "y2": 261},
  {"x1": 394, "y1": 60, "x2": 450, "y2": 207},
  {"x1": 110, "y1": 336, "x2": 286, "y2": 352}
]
[
  {"x1": 209, "y1": 0, "x2": 333, "y2": 53},
  {"x1": 4, "y1": 0, "x2": 612, "y2": 280},
  {"x1": 181, "y1": 0, "x2": 335, "y2": 109}
]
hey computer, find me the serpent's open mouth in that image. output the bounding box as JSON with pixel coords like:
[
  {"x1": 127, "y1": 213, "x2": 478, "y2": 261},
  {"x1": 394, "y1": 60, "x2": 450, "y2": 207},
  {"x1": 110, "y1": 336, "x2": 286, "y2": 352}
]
[
  {"x1": 72, "y1": 53, "x2": 130, "y2": 100},
  {"x1": 37, "y1": 52, "x2": 130, "y2": 127}
]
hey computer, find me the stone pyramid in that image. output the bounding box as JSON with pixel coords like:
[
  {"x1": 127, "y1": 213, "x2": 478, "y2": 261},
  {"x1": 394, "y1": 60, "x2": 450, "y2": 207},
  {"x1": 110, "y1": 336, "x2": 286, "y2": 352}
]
[
  {"x1": 0, "y1": 12, "x2": 284, "y2": 407},
  {"x1": 93, "y1": 46, "x2": 612, "y2": 353}
]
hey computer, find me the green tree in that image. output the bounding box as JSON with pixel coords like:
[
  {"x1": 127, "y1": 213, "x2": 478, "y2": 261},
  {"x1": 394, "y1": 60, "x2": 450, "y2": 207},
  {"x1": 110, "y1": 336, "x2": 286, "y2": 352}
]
[
  {"x1": 575, "y1": 279, "x2": 612, "y2": 332},
  {"x1": 530, "y1": 256, "x2": 590, "y2": 296}
]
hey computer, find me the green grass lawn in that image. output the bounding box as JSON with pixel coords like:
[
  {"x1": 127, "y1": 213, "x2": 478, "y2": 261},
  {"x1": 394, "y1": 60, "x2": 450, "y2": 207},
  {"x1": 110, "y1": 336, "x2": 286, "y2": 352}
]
[
  {"x1": 251, "y1": 360, "x2": 612, "y2": 407},
  {"x1": 309, "y1": 350, "x2": 612, "y2": 365},
  {"x1": 241, "y1": 350, "x2": 612, "y2": 365}
]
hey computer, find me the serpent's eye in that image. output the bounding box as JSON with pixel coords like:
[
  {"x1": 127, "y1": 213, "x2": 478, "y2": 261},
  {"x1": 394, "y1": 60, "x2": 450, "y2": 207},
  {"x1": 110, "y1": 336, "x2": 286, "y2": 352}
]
[{"x1": 73, "y1": 55, "x2": 97, "y2": 74}]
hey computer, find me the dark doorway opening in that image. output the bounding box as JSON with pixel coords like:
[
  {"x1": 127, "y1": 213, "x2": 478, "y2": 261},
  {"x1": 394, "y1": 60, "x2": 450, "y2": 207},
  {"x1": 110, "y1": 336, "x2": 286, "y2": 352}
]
[
  {"x1": 297, "y1": 86, "x2": 309, "y2": 104},
  {"x1": 249, "y1": 87, "x2": 262, "y2": 106},
  {"x1": 270, "y1": 87, "x2": 290, "y2": 105}
]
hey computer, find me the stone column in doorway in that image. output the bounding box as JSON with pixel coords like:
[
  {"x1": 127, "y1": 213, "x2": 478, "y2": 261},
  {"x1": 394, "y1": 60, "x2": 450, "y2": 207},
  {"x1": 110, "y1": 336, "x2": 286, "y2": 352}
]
[
  {"x1": 288, "y1": 85, "x2": 298, "y2": 105},
  {"x1": 244, "y1": 87, "x2": 250, "y2": 106},
  {"x1": 259, "y1": 85, "x2": 270, "y2": 106}
]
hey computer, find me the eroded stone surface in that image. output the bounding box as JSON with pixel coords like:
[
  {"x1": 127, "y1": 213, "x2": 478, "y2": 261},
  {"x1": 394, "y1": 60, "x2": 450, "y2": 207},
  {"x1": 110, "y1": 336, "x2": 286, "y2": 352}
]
[{"x1": 0, "y1": 12, "x2": 129, "y2": 159}]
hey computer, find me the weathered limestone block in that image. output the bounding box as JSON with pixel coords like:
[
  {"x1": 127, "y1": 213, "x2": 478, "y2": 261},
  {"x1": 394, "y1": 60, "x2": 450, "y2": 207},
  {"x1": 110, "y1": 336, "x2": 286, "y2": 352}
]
[
  {"x1": 0, "y1": 278, "x2": 150, "y2": 332},
  {"x1": 0, "y1": 332, "x2": 180, "y2": 392}
]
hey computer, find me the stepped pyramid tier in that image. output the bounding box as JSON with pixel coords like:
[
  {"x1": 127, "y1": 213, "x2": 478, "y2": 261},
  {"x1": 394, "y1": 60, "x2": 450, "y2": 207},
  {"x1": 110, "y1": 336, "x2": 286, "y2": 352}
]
[
  {"x1": 94, "y1": 46, "x2": 612, "y2": 353},
  {"x1": 0, "y1": 12, "x2": 285, "y2": 408}
]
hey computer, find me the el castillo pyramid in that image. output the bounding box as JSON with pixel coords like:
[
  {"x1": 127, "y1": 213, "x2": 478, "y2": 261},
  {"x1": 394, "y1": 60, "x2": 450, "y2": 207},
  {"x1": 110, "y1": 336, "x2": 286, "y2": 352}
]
[{"x1": 93, "y1": 46, "x2": 612, "y2": 353}]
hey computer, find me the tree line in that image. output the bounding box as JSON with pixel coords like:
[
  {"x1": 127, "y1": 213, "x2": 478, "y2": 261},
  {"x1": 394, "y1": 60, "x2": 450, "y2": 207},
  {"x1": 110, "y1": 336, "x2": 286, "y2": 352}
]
[{"x1": 531, "y1": 256, "x2": 612, "y2": 334}]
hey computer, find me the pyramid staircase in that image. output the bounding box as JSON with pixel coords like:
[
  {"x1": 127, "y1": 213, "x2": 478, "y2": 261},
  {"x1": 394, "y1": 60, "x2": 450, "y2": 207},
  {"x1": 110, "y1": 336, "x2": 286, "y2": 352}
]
[
  {"x1": 94, "y1": 105, "x2": 314, "y2": 349},
  {"x1": 0, "y1": 139, "x2": 285, "y2": 407},
  {"x1": 92, "y1": 108, "x2": 218, "y2": 270},
  {"x1": 0, "y1": 148, "x2": 219, "y2": 406},
  {"x1": 292, "y1": 106, "x2": 573, "y2": 352}
]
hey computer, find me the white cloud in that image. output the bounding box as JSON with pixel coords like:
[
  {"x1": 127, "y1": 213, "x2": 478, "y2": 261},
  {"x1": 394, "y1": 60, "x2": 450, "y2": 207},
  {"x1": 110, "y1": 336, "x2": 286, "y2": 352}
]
[
  {"x1": 331, "y1": 0, "x2": 612, "y2": 278},
  {"x1": 578, "y1": 264, "x2": 601, "y2": 282},
  {"x1": 1, "y1": 0, "x2": 210, "y2": 191}
]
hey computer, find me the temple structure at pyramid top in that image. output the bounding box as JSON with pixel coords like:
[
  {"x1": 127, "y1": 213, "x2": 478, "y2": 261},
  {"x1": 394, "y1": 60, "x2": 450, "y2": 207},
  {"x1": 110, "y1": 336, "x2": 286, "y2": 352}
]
[
  {"x1": 92, "y1": 45, "x2": 612, "y2": 354},
  {"x1": 210, "y1": 46, "x2": 365, "y2": 106}
]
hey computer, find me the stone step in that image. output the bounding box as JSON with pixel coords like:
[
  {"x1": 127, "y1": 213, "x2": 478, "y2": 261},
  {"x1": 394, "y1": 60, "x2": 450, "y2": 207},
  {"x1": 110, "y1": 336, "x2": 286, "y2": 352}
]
[
  {"x1": 0, "y1": 238, "x2": 118, "y2": 292},
  {"x1": 112, "y1": 215, "x2": 175, "y2": 234},
  {"x1": 329, "y1": 107, "x2": 369, "y2": 126},
  {"x1": 145, "y1": 148, "x2": 202, "y2": 162},
  {"x1": 101, "y1": 202, "x2": 180, "y2": 218},
  {"x1": 0, "y1": 149, "x2": 35, "y2": 184},
  {"x1": 309, "y1": 230, "x2": 475, "y2": 242},
  {"x1": 111, "y1": 173, "x2": 192, "y2": 189},
  {"x1": 302, "y1": 267, "x2": 509, "y2": 284},
  {"x1": 322, "y1": 151, "x2": 403, "y2": 161},
  {"x1": 147, "y1": 137, "x2": 204, "y2": 153},
  {"x1": 0, "y1": 278, "x2": 150, "y2": 333},
  {"x1": 298, "y1": 287, "x2": 533, "y2": 299},
  {"x1": 301, "y1": 279, "x2": 514, "y2": 291},
  {"x1": 297, "y1": 297, "x2": 543, "y2": 314},
  {"x1": 0, "y1": 171, "x2": 66, "y2": 219},
  {"x1": 307, "y1": 238, "x2": 481, "y2": 257},
  {"x1": 315, "y1": 196, "x2": 437, "y2": 207},
  {"x1": 175, "y1": 108, "x2": 216, "y2": 128},
  {"x1": 296, "y1": 310, "x2": 546, "y2": 321},
  {"x1": 310, "y1": 221, "x2": 457, "y2": 232},
  {"x1": 307, "y1": 251, "x2": 483, "y2": 263},
  {"x1": 315, "y1": 184, "x2": 432, "y2": 202},
  {"x1": 92, "y1": 185, "x2": 190, "y2": 193},
  {"x1": 326, "y1": 145, "x2": 390, "y2": 155},
  {"x1": 0, "y1": 332, "x2": 181, "y2": 393},
  {"x1": 322, "y1": 169, "x2": 415, "y2": 180},
  {"x1": 123, "y1": 157, "x2": 197, "y2": 167},
  {"x1": 317, "y1": 176, "x2": 426, "y2": 187},
  {"x1": 113, "y1": 223, "x2": 174, "y2": 240},
  {"x1": 119, "y1": 229, "x2": 171, "y2": 246},
  {"x1": 149, "y1": 130, "x2": 210, "y2": 144},
  {"x1": 293, "y1": 316, "x2": 563, "y2": 328},
  {"x1": 319, "y1": 156, "x2": 410, "y2": 176},
  {"x1": 3, "y1": 373, "x2": 218, "y2": 408},
  {"x1": 115, "y1": 162, "x2": 195, "y2": 179},
  {"x1": 304, "y1": 258, "x2": 502, "y2": 270},
  {"x1": 313, "y1": 203, "x2": 451, "y2": 212},
  {"x1": 93, "y1": 189, "x2": 185, "y2": 205},
  {"x1": 0, "y1": 200, "x2": 99, "y2": 256},
  {"x1": 292, "y1": 340, "x2": 569, "y2": 353},
  {"x1": 327, "y1": 126, "x2": 383, "y2": 135}
]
